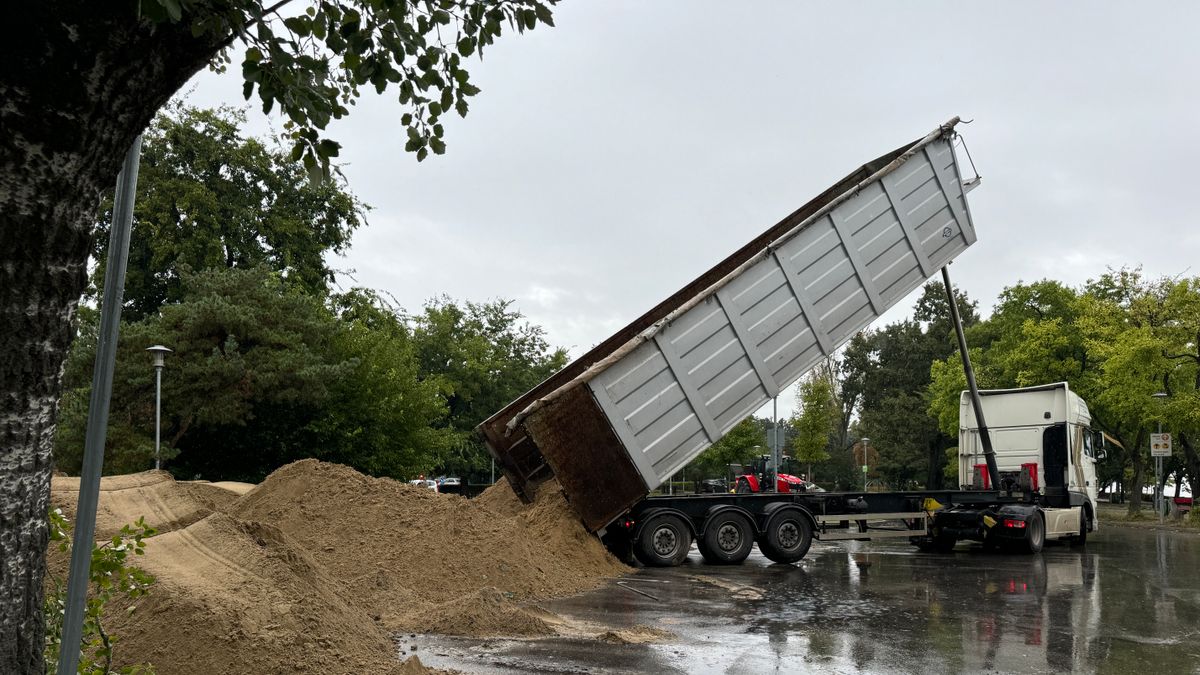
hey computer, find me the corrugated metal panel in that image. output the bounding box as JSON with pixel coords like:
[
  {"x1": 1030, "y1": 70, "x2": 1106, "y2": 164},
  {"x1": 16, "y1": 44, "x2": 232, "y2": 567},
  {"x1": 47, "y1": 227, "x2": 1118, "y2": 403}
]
[{"x1": 587, "y1": 134, "x2": 977, "y2": 490}]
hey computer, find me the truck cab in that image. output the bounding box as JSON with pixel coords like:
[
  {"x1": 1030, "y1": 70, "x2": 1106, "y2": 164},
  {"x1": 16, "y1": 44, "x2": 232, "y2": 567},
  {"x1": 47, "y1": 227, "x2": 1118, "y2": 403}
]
[{"x1": 956, "y1": 382, "x2": 1103, "y2": 541}]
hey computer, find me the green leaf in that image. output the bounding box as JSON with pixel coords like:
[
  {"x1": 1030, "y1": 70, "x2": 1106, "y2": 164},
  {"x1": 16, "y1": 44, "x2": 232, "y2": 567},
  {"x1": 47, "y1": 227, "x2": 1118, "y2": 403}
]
[
  {"x1": 416, "y1": 147, "x2": 428, "y2": 162},
  {"x1": 317, "y1": 139, "x2": 341, "y2": 158},
  {"x1": 160, "y1": 0, "x2": 182, "y2": 22},
  {"x1": 284, "y1": 16, "x2": 311, "y2": 37}
]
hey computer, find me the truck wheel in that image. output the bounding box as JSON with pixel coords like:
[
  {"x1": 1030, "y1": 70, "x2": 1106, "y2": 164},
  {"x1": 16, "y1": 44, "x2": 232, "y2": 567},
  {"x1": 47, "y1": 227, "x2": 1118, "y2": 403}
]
[
  {"x1": 1073, "y1": 509, "x2": 1088, "y2": 546},
  {"x1": 1021, "y1": 514, "x2": 1045, "y2": 554},
  {"x1": 758, "y1": 509, "x2": 812, "y2": 564},
  {"x1": 635, "y1": 514, "x2": 693, "y2": 567},
  {"x1": 698, "y1": 512, "x2": 754, "y2": 565}
]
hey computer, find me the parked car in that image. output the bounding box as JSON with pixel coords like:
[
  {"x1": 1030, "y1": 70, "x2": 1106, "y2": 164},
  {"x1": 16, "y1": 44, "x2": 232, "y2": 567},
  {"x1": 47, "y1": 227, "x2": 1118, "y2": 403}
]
[
  {"x1": 436, "y1": 476, "x2": 463, "y2": 494},
  {"x1": 409, "y1": 479, "x2": 439, "y2": 492}
]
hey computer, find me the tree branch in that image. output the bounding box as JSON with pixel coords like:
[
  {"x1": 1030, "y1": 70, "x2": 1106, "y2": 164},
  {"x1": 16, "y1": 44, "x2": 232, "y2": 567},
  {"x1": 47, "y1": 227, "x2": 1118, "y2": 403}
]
[
  {"x1": 244, "y1": 0, "x2": 298, "y2": 34},
  {"x1": 1163, "y1": 352, "x2": 1199, "y2": 362}
]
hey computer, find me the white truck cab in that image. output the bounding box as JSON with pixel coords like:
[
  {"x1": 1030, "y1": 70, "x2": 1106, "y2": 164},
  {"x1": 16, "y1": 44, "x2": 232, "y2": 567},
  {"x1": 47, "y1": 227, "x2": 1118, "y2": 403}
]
[{"x1": 957, "y1": 382, "x2": 1103, "y2": 541}]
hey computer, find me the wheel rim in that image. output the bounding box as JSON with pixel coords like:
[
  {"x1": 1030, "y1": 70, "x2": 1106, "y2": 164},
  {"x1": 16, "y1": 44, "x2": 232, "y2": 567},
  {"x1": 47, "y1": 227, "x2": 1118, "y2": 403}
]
[
  {"x1": 652, "y1": 526, "x2": 678, "y2": 556},
  {"x1": 716, "y1": 523, "x2": 742, "y2": 552},
  {"x1": 777, "y1": 520, "x2": 801, "y2": 550}
]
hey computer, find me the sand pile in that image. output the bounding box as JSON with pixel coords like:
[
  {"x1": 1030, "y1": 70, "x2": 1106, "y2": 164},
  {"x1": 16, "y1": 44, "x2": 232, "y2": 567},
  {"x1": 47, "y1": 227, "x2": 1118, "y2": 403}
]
[
  {"x1": 399, "y1": 587, "x2": 556, "y2": 637},
  {"x1": 230, "y1": 459, "x2": 628, "y2": 633},
  {"x1": 598, "y1": 626, "x2": 676, "y2": 644},
  {"x1": 51, "y1": 470, "x2": 233, "y2": 538},
  {"x1": 105, "y1": 513, "x2": 405, "y2": 674},
  {"x1": 51, "y1": 459, "x2": 629, "y2": 673}
]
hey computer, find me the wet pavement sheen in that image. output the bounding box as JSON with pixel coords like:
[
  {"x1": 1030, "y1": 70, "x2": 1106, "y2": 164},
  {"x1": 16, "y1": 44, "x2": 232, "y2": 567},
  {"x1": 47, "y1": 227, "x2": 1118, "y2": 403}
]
[{"x1": 415, "y1": 527, "x2": 1200, "y2": 674}]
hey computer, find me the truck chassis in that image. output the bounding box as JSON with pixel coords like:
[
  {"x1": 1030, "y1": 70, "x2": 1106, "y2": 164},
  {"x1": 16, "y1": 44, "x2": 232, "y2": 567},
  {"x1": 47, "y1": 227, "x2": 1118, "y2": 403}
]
[{"x1": 605, "y1": 488, "x2": 1074, "y2": 567}]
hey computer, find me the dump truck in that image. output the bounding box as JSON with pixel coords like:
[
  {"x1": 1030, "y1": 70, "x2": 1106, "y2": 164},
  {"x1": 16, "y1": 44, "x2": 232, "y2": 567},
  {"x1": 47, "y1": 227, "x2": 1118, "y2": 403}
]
[{"x1": 479, "y1": 117, "x2": 1096, "y2": 565}]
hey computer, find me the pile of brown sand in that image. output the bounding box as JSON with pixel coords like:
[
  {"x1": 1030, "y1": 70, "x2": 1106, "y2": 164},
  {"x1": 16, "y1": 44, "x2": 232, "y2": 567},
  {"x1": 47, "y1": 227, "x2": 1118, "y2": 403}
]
[
  {"x1": 51, "y1": 459, "x2": 628, "y2": 673},
  {"x1": 598, "y1": 625, "x2": 676, "y2": 644},
  {"x1": 51, "y1": 470, "x2": 233, "y2": 539},
  {"x1": 105, "y1": 513, "x2": 406, "y2": 674},
  {"x1": 398, "y1": 587, "x2": 556, "y2": 637},
  {"x1": 230, "y1": 459, "x2": 628, "y2": 633}
]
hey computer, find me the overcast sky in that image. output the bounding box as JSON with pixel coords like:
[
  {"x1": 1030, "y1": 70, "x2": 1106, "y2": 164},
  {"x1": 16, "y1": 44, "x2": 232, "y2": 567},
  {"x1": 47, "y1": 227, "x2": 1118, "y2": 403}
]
[{"x1": 188, "y1": 1, "x2": 1200, "y2": 418}]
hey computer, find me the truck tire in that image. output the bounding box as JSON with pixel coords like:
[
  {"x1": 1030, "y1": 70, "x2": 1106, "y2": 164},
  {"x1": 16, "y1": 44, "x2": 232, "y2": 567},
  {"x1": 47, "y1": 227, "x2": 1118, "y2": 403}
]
[
  {"x1": 635, "y1": 514, "x2": 692, "y2": 567},
  {"x1": 1073, "y1": 508, "x2": 1088, "y2": 546},
  {"x1": 698, "y1": 512, "x2": 754, "y2": 565},
  {"x1": 1020, "y1": 513, "x2": 1045, "y2": 554},
  {"x1": 758, "y1": 509, "x2": 812, "y2": 564}
]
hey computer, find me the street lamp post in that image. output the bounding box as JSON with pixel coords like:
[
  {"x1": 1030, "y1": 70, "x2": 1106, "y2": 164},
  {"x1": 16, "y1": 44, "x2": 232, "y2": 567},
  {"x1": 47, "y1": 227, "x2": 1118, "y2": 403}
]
[
  {"x1": 1152, "y1": 391, "x2": 1168, "y2": 522},
  {"x1": 861, "y1": 437, "x2": 871, "y2": 492},
  {"x1": 146, "y1": 345, "x2": 172, "y2": 470}
]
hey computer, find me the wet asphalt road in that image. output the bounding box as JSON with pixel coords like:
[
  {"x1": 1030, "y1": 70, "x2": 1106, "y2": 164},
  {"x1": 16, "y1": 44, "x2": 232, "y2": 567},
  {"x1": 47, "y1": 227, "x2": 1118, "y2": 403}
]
[{"x1": 414, "y1": 526, "x2": 1200, "y2": 674}]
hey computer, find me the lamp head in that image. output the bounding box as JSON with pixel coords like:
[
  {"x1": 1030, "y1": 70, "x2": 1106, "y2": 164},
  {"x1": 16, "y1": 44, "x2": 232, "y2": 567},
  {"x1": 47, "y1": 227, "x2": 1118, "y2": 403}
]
[{"x1": 146, "y1": 344, "x2": 173, "y2": 368}]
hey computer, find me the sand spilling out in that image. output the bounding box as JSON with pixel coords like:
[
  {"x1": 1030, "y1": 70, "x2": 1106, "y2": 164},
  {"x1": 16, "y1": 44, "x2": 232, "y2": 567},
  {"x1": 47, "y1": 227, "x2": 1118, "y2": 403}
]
[
  {"x1": 50, "y1": 460, "x2": 629, "y2": 673},
  {"x1": 230, "y1": 460, "x2": 627, "y2": 632}
]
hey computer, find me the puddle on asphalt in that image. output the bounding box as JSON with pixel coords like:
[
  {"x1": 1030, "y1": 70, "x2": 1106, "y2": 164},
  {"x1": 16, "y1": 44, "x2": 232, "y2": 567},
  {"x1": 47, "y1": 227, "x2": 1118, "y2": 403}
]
[{"x1": 411, "y1": 528, "x2": 1200, "y2": 674}]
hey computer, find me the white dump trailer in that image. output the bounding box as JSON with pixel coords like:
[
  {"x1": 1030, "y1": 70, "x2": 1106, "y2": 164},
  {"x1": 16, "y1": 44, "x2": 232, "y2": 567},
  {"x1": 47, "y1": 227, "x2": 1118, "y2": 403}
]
[{"x1": 480, "y1": 117, "x2": 981, "y2": 532}]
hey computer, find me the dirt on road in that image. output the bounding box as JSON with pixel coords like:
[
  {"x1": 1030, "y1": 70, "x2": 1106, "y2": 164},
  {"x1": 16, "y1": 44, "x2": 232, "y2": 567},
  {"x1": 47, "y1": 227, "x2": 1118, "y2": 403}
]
[{"x1": 50, "y1": 460, "x2": 628, "y2": 674}]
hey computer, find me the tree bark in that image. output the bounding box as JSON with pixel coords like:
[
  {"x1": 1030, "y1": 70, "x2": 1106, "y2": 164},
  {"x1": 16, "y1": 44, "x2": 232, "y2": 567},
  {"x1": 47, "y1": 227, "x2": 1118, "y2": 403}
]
[
  {"x1": 926, "y1": 434, "x2": 949, "y2": 490},
  {"x1": 1127, "y1": 430, "x2": 1148, "y2": 516},
  {"x1": 1, "y1": 5, "x2": 227, "y2": 671}
]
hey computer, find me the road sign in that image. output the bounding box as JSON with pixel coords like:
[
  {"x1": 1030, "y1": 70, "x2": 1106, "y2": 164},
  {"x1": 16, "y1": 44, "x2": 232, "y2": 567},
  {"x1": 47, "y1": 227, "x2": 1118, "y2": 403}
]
[
  {"x1": 1151, "y1": 432, "x2": 1172, "y2": 457},
  {"x1": 861, "y1": 465, "x2": 869, "y2": 473}
]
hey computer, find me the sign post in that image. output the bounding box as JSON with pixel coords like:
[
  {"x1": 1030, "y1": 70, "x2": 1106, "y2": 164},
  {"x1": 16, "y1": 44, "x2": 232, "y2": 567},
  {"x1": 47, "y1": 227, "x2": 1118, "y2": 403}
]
[{"x1": 1151, "y1": 432, "x2": 1172, "y2": 522}]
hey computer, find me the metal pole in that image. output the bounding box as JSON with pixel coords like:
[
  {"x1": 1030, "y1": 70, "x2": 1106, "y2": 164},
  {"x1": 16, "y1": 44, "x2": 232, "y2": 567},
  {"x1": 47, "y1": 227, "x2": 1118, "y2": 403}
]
[
  {"x1": 863, "y1": 439, "x2": 869, "y2": 492},
  {"x1": 154, "y1": 365, "x2": 162, "y2": 470},
  {"x1": 772, "y1": 396, "x2": 780, "y2": 493},
  {"x1": 59, "y1": 135, "x2": 142, "y2": 675},
  {"x1": 941, "y1": 266, "x2": 999, "y2": 490},
  {"x1": 1157, "y1": 420, "x2": 1163, "y2": 524}
]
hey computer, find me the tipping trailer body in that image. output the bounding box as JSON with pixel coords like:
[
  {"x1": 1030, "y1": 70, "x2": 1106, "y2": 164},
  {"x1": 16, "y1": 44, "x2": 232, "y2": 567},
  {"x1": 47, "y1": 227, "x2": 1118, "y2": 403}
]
[{"x1": 479, "y1": 118, "x2": 981, "y2": 532}]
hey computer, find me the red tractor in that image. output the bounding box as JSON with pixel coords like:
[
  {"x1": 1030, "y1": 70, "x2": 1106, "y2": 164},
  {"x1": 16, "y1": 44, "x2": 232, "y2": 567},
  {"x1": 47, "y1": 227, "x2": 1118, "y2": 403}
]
[{"x1": 731, "y1": 454, "x2": 810, "y2": 493}]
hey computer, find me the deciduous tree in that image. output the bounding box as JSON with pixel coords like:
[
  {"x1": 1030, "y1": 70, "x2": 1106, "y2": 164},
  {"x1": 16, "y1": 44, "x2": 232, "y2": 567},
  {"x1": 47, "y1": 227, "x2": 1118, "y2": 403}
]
[
  {"x1": 790, "y1": 367, "x2": 837, "y2": 482},
  {"x1": 410, "y1": 297, "x2": 568, "y2": 479},
  {"x1": 92, "y1": 105, "x2": 365, "y2": 320},
  {"x1": 2, "y1": 2, "x2": 555, "y2": 666}
]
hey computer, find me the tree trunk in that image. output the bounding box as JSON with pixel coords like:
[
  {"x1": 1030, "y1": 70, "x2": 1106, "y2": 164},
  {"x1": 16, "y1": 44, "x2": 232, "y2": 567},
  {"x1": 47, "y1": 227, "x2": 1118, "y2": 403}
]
[
  {"x1": 1, "y1": 6, "x2": 227, "y2": 672},
  {"x1": 926, "y1": 435, "x2": 948, "y2": 490},
  {"x1": 1127, "y1": 431, "x2": 1147, "y2": 516}
]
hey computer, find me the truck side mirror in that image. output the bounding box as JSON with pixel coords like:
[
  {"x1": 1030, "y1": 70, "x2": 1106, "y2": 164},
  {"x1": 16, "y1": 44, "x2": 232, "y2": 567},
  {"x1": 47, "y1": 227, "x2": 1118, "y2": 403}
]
[{"x1": 1092, "y1": 431, "x2": 1108, "y2": 462}]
